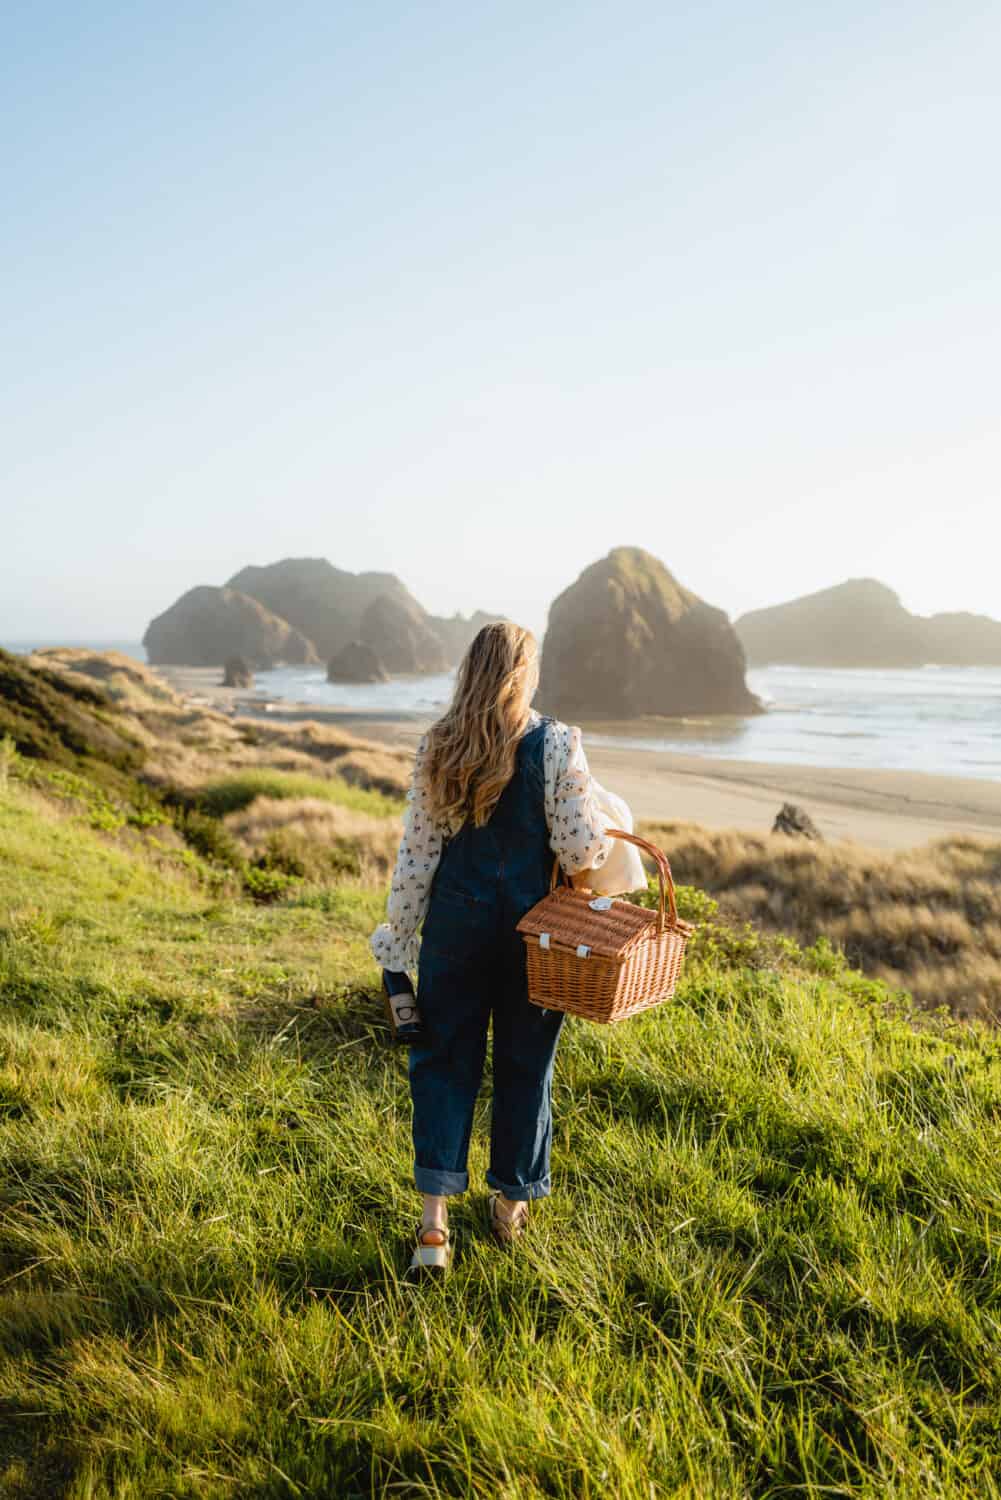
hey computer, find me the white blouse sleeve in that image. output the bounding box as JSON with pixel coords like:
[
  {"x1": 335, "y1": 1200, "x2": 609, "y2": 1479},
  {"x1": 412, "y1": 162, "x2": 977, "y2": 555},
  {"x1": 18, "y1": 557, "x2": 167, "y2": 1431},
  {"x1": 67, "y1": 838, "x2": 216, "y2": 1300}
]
[
  {"x1": 370, "y1": 734, "x2": 446, "y2": 975},
  {"x1": 542, "y1": 720, "x2": 615, "y2": 876}
]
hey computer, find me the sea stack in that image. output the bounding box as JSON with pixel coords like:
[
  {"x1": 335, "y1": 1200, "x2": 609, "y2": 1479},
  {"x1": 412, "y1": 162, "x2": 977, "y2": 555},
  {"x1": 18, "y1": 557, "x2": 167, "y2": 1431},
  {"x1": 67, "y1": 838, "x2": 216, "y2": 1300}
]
[
  {"x1": 227, "y1": 557, "x2": 430, "y2": 662},
  {"x1": 538, "y1": 547, "x2": 761, "y2": 719},
  {"x1": 359, "y1": 594, "x2": 448, "y2": 674},
  {"x1": 143, "y1": 586, "x2": 320, "y2": 668},
  {"x1": 222, "y1": 655, "x2": 254, "y2": 688},
  {"x1": 327, "y1": 641, "x2": 389, "y2": 683}
]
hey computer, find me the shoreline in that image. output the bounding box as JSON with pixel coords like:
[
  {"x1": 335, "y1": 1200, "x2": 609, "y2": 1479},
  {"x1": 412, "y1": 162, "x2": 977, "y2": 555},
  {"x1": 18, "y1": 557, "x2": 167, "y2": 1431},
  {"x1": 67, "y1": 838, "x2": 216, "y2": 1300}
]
[{"x1": 155, "y1": 665, "x2": 1001, "y2": 851}]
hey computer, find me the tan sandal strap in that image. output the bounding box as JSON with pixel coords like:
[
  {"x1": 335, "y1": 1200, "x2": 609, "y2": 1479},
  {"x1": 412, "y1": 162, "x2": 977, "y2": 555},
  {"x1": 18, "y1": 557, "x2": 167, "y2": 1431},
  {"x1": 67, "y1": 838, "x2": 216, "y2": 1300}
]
[{"x1": 490, "y1": 1195, "x2": 528, "y2": 1228}]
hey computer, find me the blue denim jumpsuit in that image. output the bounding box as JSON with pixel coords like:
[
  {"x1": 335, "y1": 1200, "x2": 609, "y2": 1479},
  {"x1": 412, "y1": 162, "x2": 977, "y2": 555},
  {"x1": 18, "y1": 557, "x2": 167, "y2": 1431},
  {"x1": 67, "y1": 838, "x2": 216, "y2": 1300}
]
[{"x1": 411, "y1": 717, "x2": 564, "y2": 1201}]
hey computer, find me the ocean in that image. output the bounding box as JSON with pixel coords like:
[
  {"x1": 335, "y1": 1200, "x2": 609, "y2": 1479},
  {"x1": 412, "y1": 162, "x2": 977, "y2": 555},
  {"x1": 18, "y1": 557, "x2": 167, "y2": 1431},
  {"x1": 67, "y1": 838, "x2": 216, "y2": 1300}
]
[{"x1": 5, "y1": 642, "x2": 999, "y2": 782}]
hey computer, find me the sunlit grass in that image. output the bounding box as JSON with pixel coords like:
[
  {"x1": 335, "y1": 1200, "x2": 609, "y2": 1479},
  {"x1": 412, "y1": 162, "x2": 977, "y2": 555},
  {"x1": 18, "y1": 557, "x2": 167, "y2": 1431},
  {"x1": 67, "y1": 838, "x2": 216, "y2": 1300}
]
[
  {"x1": 3, "y1": 780, "x2": 1001, "y2": 1496},
  {"x1": 197, "y1": 768, "x2": 403, "y2": 821}
]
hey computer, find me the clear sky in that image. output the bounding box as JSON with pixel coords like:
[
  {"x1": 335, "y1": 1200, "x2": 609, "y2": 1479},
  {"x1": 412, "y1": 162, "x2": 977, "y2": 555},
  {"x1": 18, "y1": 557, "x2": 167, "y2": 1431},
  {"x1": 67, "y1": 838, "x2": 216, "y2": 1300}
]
[{"x1": 3, "y1": 1, "x2": 1000, "y2": 643}]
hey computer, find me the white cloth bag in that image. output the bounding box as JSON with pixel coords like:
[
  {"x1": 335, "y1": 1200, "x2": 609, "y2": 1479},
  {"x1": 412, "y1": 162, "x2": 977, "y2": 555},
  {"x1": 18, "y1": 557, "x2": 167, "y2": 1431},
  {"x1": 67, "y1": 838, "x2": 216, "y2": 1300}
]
[{"x1": 574, "y1": 780, "x2": 648, "y2": 896}]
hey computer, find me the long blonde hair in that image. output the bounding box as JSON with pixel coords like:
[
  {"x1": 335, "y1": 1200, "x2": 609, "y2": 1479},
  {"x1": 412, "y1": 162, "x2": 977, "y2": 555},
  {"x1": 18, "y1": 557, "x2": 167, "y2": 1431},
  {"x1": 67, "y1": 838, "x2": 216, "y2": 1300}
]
[{"x1": 424, "y1": 622, "x2": 539, "y2": 829}]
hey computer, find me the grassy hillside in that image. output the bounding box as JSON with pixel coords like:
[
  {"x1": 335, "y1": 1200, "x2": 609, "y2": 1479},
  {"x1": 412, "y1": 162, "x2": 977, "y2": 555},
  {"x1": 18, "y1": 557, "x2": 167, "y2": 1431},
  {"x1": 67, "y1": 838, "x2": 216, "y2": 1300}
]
[{"x1": 3, "y1": 751, "x2": 1001, "y2": 1495}]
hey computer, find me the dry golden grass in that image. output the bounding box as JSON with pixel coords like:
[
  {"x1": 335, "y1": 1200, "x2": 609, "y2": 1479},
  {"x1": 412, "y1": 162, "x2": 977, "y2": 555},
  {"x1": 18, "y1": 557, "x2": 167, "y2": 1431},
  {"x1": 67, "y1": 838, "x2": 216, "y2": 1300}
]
[
  {"x1": 641, "y1": 820, "x2": 1001, "y2": 1021},
  {"x1": 239, "y1": 719, "x2": 411, "y2": 797},
  {"x1": 224, "y1": 796, "x2": 402, "y2": 882},
  {"x1": 28, "y1": 649, "x2": 411, "y2": 798}
]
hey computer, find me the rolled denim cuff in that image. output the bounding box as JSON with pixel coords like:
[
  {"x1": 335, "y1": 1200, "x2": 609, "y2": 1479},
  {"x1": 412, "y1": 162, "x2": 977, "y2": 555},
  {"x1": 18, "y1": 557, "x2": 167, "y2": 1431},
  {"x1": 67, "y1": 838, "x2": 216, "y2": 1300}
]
[
  {"x1": 485, "y1": 1169, "x2": 552, "y2": 1202},
  {"x1": 414, "y1": 1164, "x2": 468, "y2": 1196}
]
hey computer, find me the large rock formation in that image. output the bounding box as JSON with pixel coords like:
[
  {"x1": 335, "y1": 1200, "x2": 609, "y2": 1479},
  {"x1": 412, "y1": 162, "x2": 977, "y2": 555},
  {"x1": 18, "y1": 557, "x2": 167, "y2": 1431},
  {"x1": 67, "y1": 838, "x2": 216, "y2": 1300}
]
[
  {"x1": 922, "y1": 611, "x2": 1001, "y2": 666},
  {"x1": 148, "y1": 557, "x2": 500, "y2": 673},
  {"x1": 736, "y1": 580, "x2": 1001, "y2": 667},
  {"x1": 327, "y1": 641, "x2": 389, "y2": 684},
  {"x1": 143, "y1": 586, "x2": 320, "y2": 668},
  {"x1": 227, "y1": 557, "x2": 425, "y2": 661},
  {"x1": 538, "y1": 548, "x2": 760, "y2": 719},
  {"x1": 427, "y1": 610, "x2": 505, "y2": 665},
  {"x1": 359, "y1": 594, "x2": 448, "y2": 674}
]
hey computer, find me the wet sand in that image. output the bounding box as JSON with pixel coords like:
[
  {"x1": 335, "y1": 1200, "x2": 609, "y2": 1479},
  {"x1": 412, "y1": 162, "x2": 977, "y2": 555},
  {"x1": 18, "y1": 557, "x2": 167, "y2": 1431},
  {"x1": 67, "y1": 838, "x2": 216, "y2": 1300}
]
[{"x1": 156, "y1": 665, "x2": 1001, "y2": 851}]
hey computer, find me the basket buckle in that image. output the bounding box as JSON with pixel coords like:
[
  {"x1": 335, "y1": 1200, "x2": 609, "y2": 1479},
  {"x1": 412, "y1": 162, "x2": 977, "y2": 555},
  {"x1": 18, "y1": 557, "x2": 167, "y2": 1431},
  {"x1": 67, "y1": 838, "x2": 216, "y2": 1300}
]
[{"x1": 588, "y1": 896, "x2": 613, "y2": 911}]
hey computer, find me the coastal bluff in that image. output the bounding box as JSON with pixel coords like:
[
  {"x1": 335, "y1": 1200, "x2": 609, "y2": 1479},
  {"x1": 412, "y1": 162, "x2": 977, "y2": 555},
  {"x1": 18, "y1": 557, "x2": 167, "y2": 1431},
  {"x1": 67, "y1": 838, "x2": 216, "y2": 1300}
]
[
  {"x1": 737, "y1": 579, "x2": 1001, "y2": 667},
  {"x1": 538, "y1": 547, "x2": 760, "y2": 719}
]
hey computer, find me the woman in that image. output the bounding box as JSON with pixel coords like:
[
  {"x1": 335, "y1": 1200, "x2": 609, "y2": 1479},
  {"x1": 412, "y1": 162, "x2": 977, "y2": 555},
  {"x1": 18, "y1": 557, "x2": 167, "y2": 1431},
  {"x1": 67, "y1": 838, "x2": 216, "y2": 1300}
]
[{"x1": 371, "y1": 621, "x2": 614, "y2": 1271}]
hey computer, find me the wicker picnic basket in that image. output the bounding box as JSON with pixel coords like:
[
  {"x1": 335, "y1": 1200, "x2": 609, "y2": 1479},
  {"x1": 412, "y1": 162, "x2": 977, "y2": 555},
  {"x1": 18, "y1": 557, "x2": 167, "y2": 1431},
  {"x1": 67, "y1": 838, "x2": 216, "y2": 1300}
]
[{"x1": 516, "y1": 829, "x2": 694, "y2": 1024}]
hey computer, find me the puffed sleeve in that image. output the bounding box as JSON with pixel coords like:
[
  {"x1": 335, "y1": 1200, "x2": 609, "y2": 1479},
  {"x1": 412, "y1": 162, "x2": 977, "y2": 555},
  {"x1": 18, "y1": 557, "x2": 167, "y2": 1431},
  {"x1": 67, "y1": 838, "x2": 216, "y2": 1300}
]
[
  {"x1": 370, "y1": 734, "x2": 446, "y2": 974},
  {"x1": 543, "y1": 720, "x2": 614, "y2": 876}
]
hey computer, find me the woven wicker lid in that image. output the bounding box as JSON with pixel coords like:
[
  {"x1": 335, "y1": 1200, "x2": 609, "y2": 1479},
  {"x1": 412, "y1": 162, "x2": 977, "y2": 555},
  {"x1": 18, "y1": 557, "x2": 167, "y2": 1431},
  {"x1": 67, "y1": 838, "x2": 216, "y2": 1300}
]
[{"x1": 516, "y1": 888, "x2": 680, "y2": 959}]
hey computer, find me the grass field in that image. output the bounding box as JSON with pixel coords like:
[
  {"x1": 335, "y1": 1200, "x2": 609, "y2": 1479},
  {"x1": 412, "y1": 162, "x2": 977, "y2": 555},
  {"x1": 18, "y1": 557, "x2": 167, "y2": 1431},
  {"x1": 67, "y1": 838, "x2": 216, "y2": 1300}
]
[{"x1": 4, "y1": 766, "x2": 1001, "y2": 1498}]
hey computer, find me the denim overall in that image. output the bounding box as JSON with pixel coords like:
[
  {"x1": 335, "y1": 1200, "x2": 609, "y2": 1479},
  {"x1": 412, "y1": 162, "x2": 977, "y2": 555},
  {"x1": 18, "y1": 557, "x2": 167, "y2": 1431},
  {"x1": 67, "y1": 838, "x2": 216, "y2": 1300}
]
[{"x1": 411, "y1": 717, "x2": 564, "y2": 1200}]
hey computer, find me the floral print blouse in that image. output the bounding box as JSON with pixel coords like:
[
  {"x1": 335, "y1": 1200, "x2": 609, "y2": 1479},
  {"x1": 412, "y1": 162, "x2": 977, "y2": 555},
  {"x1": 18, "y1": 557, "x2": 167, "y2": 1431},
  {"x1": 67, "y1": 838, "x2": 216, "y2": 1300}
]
[{"x1": 370, "y1": 710, "x2": 614, "y2": 973}]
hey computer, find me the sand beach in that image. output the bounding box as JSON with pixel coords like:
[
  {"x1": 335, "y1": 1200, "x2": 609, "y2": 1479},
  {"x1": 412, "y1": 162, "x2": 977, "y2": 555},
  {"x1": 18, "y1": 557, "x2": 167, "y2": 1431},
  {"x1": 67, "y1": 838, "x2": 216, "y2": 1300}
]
[{"x1": 157, "y1": 665, "x2": 1001, "y2": 851}]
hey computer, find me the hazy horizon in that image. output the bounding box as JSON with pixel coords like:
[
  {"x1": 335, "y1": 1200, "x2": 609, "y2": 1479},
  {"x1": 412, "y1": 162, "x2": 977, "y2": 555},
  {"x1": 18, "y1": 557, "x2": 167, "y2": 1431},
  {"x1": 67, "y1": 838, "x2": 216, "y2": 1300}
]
[
  {"x1": 5, "y1": 2, "x2": 1000, "y2": 640},
  {"x1": 4, "y1": 550, "x2": 1001, "y2": 657}
]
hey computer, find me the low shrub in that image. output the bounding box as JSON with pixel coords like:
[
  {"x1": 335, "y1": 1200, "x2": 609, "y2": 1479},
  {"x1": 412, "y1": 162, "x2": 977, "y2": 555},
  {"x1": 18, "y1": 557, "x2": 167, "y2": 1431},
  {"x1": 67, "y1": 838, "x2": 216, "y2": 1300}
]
[
  {"x1": 242, "y1": 864, "x2": 300, "y2": 903},
  {"x1": 175, "y1": 809, "x2": 243, "y2": 869}
]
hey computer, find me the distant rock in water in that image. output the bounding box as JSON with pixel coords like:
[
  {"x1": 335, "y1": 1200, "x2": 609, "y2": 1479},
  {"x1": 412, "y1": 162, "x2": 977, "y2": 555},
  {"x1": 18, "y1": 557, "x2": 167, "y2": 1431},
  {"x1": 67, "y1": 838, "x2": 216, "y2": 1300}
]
[
  {"x1": 327, "y1": 641, "x2": 389, "y2": 684},
  {"x1": 736, "y1": 579, "x2": 1001, "y2": 667},
  {"x1": 427, "y1": 610, "x2": 505, "y2": 665},
  {"x1": 223, "y1": 655, "x2": 254, "y2": 688},
  {"x1": 772, "y1": 803, "x2": 822, "y2": 840},
  {"x1": 360, "y1": 594, "x2": 448, "y2": 675},
  {"x1": 227, "y1": 557, "x2": 430, "y2": 662},
  {"x1": 143, "y1": 586, "x2": 320, "y2": 668},
  {"x1": 538, "y1": 547, "x2": 760, "y2": 720}
]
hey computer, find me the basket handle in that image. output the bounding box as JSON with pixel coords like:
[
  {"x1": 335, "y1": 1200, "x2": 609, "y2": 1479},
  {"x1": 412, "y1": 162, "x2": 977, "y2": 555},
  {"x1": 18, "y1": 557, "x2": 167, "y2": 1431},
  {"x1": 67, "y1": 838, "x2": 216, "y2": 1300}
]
[{"x1": 550, "y1": 826, "x2": 678, "y2": 932}]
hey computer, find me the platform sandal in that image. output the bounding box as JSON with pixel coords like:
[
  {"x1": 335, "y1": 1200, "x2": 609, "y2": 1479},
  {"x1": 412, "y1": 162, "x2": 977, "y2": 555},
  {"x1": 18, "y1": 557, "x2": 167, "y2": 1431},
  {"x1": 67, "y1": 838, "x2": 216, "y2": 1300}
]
[
  {"x1": 488, "y1": 1192, "x2": 529, "y2": 1247},
  {"x1": 409, "y1": 1222, "x2": 451, "y2": 1275}
]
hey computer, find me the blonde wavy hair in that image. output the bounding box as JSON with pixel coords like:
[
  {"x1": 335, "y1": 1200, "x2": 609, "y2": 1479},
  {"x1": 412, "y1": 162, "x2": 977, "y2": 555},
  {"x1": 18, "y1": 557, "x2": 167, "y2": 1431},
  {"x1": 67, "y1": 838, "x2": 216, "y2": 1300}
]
[{"x1": 424, "y1": 622, "x2": 540, "y2": 829}]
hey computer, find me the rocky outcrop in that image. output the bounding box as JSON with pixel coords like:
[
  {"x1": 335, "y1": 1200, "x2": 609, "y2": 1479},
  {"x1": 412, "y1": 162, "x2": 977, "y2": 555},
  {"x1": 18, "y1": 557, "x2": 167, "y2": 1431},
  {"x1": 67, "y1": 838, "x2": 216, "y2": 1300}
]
[
  {"x1": 773, "y1": 803, "x2": 822, "y2": 840},
  {"x1": 922, "y1": 611, "x2": 1001, "y2": 666},
  {"x1": 223, "y1": 656, "x2": 254, "y2": 688},
  {"x1": 538, "y1": 547, "x2": 760, "y2": 719},
  {"x1": 736, "y1": 579, "x2": 1001, "y2": 667},
  {"x1": 143, "y1": 586, "x2": 320, "y2": 668},
  {"x1": 327, "y1": 641, "x2": 389, "y2": 683},
  {"x1": 426, "y1": 610, "x2": 505, "y2": 665},
  {"x1": 359, "y1": 594, "x2": 448, "y2": 674},
  {"x1": 149, "y1": 558, "x2": 500, "y2": 674},
  {"x1": 227, "y1": 558, "x2": 427, "y2": 662}
]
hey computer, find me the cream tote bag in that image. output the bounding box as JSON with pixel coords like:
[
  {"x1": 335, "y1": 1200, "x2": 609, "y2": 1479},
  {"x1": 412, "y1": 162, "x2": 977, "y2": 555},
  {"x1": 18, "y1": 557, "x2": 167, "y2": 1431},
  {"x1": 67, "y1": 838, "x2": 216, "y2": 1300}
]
[{"x1": 576, "y1": 781, "x2": 648, "y2": 896}]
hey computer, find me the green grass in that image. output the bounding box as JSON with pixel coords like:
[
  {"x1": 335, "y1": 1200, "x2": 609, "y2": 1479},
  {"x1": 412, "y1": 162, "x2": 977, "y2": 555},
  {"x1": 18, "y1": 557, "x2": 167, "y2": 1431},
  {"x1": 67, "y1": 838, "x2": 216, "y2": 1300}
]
[
  {"x1": 196, "y1": 768, "x2": 403, "y2": 821},
  {"x1": 2, "y1": 780, "x2": 1001, "y2": 1497}
]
